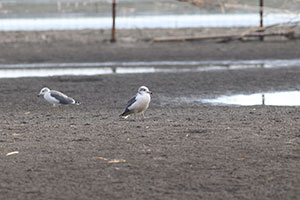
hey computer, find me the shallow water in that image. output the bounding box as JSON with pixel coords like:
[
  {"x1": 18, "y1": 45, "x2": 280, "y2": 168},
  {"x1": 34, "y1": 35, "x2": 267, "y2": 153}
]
[
  {"x1": 1, "y1": 59, "x2": 300, "y2": 78},
  {"x1": 202, "y1": 91, "x2": 300, "y2": 106},
  {"x1": 0, "y1": 13, "x2": 299, "y2": 31}
]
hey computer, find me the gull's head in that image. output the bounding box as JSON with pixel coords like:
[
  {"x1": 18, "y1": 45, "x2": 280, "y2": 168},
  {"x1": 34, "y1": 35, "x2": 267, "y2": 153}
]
[
  {"x1": 138, "y1": 86, "x2": 152, "y2": 95},
  {"x1": 38, "y1": 87, "x2": 50, "y2": 96}
]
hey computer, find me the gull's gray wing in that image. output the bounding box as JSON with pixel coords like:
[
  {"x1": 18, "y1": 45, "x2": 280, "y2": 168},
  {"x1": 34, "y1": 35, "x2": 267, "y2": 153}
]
[
  {"x1": 126, "y1": 95, "x2": 137, "y2": 108},
  {"x1": 120, "y1": 95, "x2": 137, "y2": 116},
  {"x1": 50, "y1": 90, "x2": 74, "y2": 104}
]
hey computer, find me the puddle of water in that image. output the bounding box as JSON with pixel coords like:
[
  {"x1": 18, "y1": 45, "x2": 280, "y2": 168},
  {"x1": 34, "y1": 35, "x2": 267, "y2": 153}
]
[
  {"x1": 1, "y1": 59, "x2": 300, "y2": 78},
  {"x1": 2, "y1": 59, "x2": 300, "y2": 69},
  {"x1": 201, "y1": 91, "x2": 300, "y2": 106},
  {"x1": 0, "y1": 68, "x2": 113, "y2": 78},
  {"x1": 0, "y1": 66, "x2": 197, "y2": 78}
]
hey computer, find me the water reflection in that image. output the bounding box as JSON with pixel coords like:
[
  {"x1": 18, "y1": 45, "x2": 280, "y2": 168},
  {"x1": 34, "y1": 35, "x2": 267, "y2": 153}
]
[
  {"x1": 1, "y1": 59, "x2": 300, "y2": 78},
  {"x1": 0, "y1": 14, "x2": 299, "y2": 31},
  {"x1": 0, "y1": 68, "x2": 113, "y2": 78},
  {"x1": 202, "y1": 91, "x2": 300, "y2": 106}
]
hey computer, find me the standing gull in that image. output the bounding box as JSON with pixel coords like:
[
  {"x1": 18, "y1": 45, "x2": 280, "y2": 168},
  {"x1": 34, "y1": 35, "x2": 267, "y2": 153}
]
[
  {"x1": 120, "y1": 86, "x2": 152, "y2": 120},
  {"x1": 38, "y1": 87, "x2": 81, "y2": 112}
]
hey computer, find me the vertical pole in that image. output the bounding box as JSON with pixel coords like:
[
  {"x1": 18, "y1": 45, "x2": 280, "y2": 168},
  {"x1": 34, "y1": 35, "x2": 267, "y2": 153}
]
[
  {"x1": 262, "y1": 94, "x2": 265, "y2": 105},
  {"x1": 111, "y1": 0, "x2": 116, "y2": 42},
  {"x1": 259, "y1": 0, "x2": 264, "y2": 41}
]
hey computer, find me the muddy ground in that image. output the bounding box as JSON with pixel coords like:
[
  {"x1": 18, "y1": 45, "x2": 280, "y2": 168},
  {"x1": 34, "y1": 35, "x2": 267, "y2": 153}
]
[
  {"x1": 1, "y1": 28, "x2": 300, "y2": 64},
  {"x1": 1, "y1": 29, "x2": 300, "y2": 200}
]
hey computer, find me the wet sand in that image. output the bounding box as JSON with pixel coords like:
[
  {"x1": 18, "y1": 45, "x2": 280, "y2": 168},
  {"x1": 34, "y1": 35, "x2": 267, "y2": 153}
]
[{"x1": 1, "y1": 29, "x2": 300, "y2": 200}]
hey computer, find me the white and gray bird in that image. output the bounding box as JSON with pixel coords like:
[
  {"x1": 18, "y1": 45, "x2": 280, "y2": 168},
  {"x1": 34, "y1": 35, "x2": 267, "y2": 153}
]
[
  {"x1": 38, "y1": 87, "x2": 80, "y2": 112},
  {"x1": 120, "y1": 86, "x2": 152, "y2": 120}
]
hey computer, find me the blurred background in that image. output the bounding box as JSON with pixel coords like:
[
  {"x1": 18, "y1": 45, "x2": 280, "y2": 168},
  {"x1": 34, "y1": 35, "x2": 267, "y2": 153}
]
[
  {"x1": 0, "y1": 0, "x2": 300, "y2": 78},
  {"x1": 0, "y1": 0, "x2": 299, "y2": 31}
]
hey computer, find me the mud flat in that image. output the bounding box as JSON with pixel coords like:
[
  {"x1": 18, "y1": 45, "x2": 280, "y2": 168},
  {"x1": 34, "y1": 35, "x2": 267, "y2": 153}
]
[
  {"x1": 0, "y1": 28, "x2": 300, "y2": 64},
  {"x1": 1, "y1": 28, "x2": 300, "y2": 199}
]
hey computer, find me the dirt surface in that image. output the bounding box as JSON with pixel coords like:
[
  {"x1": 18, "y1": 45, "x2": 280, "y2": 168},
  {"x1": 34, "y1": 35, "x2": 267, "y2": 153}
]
[
  {"x1": 1, "y1": 28, "x2": 300, "y2": 64},
  {"x1": 1, "y1": 29, "x2": 300, "y2": 200}
]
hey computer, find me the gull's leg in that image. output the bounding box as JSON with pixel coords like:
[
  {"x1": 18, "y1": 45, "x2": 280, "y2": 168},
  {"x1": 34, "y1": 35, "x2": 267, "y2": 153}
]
[
  {"x1": 50, "y1": 106, "x2": 54, "y2": 112},
  {"x1": 142, "y1": 112, "x2": 145, "y2": 120},
  {"x1": 59, "y1": 105, "x2": 63, "y2": 112},
  {"x1": 134, "y1": 112, "x2": 136, "y2": 121}
]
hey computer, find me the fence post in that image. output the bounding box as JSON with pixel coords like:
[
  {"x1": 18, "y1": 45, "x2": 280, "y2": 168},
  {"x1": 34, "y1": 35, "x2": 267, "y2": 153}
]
[
  {"x1": 111, "y1": 0, "x2": 116, "y2": 42},
  {"x1": 259, "y1": 0, "x2": 264, "y2": 41}
]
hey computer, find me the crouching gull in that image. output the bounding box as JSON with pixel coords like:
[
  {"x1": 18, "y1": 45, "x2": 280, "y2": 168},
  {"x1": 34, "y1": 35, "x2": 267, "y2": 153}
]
[
  {"x1": 38, "y1": 87, "x2": 81, "y2": 112},
  {"x1": 120, "y1": 86, "x2": 152, "y2": 120}
]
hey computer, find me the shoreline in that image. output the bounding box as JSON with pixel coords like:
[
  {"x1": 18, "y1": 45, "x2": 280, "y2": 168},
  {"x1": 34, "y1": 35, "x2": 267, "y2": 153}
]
[{"x1": 0, "y1": 28, "x2": 300, "y2": 65}]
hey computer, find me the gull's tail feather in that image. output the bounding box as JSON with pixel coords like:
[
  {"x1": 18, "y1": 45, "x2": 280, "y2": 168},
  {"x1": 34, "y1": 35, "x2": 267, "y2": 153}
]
[
  {"x1": 120, "y1": 109, "x2": 132, "y2": 118},
  {"x1": 75, "y1": 101, "x2": 81, "y2": 105}
]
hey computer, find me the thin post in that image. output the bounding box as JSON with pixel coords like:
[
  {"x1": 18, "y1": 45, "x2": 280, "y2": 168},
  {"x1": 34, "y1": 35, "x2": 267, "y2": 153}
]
[
  {"x1": 111, "y1": 0, "x2": 116, "y2": 42},
  {"x1": 262, "y1": 94, "x2": 265, "y2": 105},
  {"x1": 259, "y1": 0, "x2": 264, "y2": 41}
]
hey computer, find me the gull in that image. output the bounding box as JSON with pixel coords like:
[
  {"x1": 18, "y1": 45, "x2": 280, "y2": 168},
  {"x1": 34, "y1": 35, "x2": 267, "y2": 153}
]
[
  {"x1": 38, "y1": 87, "x2": 81, "y2": 112},
  {"x1": 120, "y1": 86, "x2": 152, "y2": 120}
]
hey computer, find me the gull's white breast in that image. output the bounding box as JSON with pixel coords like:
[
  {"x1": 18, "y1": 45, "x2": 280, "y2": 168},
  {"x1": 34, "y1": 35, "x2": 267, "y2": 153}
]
[
  {"x1": 44, "y1": 92, "x2": 59, "y2": 105},
  {"x1": 129, "y1": 93, "x2": 151, "y2": 113}
]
